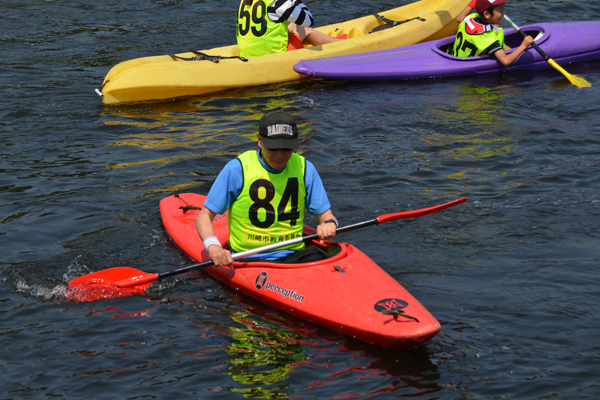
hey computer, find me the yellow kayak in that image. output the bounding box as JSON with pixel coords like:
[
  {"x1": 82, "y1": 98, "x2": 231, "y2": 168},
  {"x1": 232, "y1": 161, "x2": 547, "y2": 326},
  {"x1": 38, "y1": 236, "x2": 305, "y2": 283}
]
[{"x1": 99, "y1": 0, "x2": 464, "y2": 105}]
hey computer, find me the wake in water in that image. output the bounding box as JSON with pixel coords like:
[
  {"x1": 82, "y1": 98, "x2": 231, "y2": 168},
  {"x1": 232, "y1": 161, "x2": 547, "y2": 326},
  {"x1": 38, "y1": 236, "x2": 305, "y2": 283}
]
[
  {"x1": 7, "y1": 255, "x2": 128, "y2": 303},
  {"x1": 6, "y1": 255, "x2": 88, "y2": 302},
  {"x1": 15, "y1": 279, "x2": 70, "y2": 302},
  {"x1": 8, "y1": 254, "x2": 183, "y2": 303}
]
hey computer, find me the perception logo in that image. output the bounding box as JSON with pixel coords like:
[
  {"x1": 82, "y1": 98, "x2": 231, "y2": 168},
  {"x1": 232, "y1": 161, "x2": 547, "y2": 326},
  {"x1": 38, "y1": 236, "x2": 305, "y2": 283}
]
[
  {"x1": 255, "y1": 272, "x2": 268, "y2": 289},
  {"x1": 374, "y1": 298, "x2": 409, "y2": 312},
  {"x1": 254, "y1": 271, "x2": 305, "y2": 303}
]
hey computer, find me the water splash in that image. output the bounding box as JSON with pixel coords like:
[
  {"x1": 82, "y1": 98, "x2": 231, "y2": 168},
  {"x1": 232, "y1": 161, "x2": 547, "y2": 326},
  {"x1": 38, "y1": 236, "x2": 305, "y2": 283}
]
[
  {"x1": 14, "y1": 277, "x2": 70, "y2": 303},
  {"x1": 62, "y1": 254, "x2": 93, "y2": 283}
]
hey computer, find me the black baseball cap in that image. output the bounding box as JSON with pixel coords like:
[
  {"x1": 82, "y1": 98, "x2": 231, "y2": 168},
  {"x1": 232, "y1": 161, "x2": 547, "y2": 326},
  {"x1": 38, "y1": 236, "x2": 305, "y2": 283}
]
[{"x1": 258, "y1": 111, "x2": 300, "y2": 150}]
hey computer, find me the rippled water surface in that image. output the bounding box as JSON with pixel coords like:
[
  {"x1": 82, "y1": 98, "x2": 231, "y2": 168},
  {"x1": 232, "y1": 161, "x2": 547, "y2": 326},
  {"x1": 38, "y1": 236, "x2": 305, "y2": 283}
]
[{"x1": 2, "y1": 0, "x2": 600, "y2": 398}]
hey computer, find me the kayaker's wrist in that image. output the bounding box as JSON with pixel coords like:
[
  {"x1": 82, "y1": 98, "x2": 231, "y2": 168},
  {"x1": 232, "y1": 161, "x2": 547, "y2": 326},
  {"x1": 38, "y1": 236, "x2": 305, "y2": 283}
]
[{"x1": 203, "y1": 236, "x2": 221, "y2": 249}]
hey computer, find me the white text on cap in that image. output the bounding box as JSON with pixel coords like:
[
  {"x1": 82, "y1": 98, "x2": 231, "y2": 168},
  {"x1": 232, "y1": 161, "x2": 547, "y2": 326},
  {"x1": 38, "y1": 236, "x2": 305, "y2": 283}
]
[{"x1": 267, "y1": 124, "x2": 294, "y2": 137}]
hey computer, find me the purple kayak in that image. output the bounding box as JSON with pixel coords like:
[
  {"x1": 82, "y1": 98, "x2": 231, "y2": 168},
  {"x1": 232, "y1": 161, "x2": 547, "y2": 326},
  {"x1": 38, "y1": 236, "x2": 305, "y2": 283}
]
[{"x1": 293, "y1": 21, "x2": 600, "y2": 80}]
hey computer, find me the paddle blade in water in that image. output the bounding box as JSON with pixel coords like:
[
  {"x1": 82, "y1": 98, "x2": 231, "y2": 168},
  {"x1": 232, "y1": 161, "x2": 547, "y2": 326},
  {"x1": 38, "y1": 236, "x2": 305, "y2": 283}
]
[
  {"x1": 548, "y1": 59, "x2": 592, "y2": 88},
  {"x1": 67, "y1": 267, "x2": 156, "y2": 303}
]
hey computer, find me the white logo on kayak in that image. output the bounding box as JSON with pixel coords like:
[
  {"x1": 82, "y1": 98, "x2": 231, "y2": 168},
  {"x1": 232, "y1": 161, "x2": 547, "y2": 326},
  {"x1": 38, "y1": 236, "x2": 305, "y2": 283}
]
[{"x1": 255, "y1": 272, "x2": 305, "y2": 302}]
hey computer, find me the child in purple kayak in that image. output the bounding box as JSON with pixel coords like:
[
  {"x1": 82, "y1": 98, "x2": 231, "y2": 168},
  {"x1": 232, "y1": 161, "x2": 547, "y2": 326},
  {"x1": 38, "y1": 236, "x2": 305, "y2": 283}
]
[{"x1": 452, "y1": 0, "x2": 534, "y2": 67}]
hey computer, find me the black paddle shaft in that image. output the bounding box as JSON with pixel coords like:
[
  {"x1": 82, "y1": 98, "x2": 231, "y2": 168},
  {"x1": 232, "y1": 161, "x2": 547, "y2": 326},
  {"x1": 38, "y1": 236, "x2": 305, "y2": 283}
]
[{"x1": 503, "y1": 15, "x2": 548, "y2": 60}]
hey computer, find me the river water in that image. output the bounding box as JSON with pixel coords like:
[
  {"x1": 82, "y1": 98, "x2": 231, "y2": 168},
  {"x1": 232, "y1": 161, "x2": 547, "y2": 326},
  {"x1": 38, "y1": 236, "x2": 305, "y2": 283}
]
[{"x1": 2, "y1": 0, "x2": 600, "y2": 398}]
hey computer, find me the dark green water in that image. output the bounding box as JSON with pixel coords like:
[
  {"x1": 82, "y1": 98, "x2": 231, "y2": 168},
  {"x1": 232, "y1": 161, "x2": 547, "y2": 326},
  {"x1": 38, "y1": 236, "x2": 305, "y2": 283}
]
[{"x1": 1, "y1": 0, "x2": 600, "y2": 398}]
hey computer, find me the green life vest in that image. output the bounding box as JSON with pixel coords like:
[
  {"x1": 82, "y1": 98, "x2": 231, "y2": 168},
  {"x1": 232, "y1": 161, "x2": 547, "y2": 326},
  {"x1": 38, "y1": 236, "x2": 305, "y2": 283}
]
[
  {"x1": 236, "y1": 0, "x2": 288, "y2": 58},
  {"x1": 228, "y1": 150, "x2": 306, "y2": 253},
  {"x1": 452, "y1": 13, "x2": 505, "y2": 57}
]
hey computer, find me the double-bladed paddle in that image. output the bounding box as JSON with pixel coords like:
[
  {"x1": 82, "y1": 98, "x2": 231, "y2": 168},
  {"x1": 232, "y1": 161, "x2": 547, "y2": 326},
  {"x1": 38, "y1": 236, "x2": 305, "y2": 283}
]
[
  {"x1": 67, "y1": 197, "x2": 467, "y2": 302},
  {"x1": 503, "y1": 15, "x2": 591, "y2": 88}
]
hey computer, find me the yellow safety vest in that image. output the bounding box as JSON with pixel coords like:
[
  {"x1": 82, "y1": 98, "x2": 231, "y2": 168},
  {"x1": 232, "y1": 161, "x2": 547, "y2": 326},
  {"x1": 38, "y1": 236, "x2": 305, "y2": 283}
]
[
  {"x1": 228, "y1": 150, "x2": 307, "y2": 252},
  {"x1": 236, "y1": 0, "x2": 288, "y2": 58},
  {"x1": 453, "y1": 13, "x2": 505, "y2": 57}
]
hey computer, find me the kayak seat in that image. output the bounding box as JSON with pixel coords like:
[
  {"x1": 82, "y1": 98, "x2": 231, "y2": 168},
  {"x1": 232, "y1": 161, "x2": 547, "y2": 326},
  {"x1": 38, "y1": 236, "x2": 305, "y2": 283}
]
[
  {"x1": 325, "y1": 243, "x2": 343, "y2": 258},
  {"x1": 441, "y1": 43, "x2": 453, "y2": 55},
  {"x1": 504, "y1": 29, "x2": 542, "y2": 48}
]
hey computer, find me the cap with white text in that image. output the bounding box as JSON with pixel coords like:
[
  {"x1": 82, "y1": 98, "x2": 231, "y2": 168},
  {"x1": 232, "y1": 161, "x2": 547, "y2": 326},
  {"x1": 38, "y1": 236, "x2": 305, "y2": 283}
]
[{"x1": 258, "y1": 111, "x2": 300, "y2": 150}]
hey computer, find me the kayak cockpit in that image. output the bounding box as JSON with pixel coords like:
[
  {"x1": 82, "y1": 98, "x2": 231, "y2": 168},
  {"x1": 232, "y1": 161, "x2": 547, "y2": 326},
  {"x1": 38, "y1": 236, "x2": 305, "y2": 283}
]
[
  {"x1": 232, "y1": 242, "x2": 349, "y2": 269},
  {"x1": 433, "y1": 25, "x2": 548, "y2": 60}
]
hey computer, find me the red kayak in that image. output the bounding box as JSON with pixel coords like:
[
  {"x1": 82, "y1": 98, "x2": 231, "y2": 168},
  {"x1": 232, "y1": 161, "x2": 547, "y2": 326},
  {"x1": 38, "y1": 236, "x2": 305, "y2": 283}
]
[{"x1": 160, "y1": 193, "x2": 441, "y2": 348}]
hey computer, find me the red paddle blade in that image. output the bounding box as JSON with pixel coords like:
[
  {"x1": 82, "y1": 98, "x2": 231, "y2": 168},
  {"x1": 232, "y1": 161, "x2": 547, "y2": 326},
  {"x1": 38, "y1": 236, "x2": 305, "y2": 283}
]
[
  {"x1": 67, "y1": 267, "x2": 156, "y2": 303},
  {"x1": 377, "y1": 197, "x2": 467, "y2": 223}
]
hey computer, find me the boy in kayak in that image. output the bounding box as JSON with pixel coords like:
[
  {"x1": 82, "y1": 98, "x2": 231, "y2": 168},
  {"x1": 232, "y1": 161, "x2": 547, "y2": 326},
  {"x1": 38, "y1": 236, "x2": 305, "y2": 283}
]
[
  {"x1": 196, "y1": 111, "x2": 338, "y2": 268},
  {"x1": 237, "y1": 0, "x2": 343, "y2": 58},
  {"x1": 452, "y1": 0, "x2": 534, "y2": 67}
]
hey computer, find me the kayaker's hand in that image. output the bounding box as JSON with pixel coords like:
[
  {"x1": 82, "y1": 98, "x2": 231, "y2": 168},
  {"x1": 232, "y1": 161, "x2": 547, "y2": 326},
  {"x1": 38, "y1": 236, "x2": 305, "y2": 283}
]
[
  {"x1": 521, "y1": 35, "x2": 534, "y2": 49},
  {"x1": 317, "y1": 220, "x2": 337, "y2": 244},
  {"x1": 208, "y1": 245, "x2": 234, "y2": 268}
]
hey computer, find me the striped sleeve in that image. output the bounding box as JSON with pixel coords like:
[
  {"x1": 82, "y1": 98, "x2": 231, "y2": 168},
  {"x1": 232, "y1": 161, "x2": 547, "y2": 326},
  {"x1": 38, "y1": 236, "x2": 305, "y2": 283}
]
[
  {"x1": 485, "y1": 41, "x2": 504, "y2": 56},
  {"x1": 267, "y1": 0, "x2": 314, "y2": 27}
]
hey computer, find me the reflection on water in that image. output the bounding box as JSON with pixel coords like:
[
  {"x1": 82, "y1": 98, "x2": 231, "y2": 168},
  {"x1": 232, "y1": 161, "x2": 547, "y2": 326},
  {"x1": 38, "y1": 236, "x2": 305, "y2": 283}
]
[
  {"x1": 225, "y1": 311, "x2": 305, "y2": 397},
  {"x1": 410, "y1": 83, "x2": 527, "y2": 188},
  {"x1": 217, "y1": 301, "x2": 450, "y2": 398},
  {"x1": 101, "y1": 85, "x2": 321, "y2": 175},
  {"x1": 452, "y1": 84, "x2": 504, "y2": 125},
  {"x1": 427, "y1": 83, "x2": 507, "y2": 132}
]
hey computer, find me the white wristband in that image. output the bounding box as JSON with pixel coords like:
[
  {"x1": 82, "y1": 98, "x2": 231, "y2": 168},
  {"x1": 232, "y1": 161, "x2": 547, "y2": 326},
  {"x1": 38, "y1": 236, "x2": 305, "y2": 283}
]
[{"x1": 203, "y1": 236, "x2": 221, "y2": 249}]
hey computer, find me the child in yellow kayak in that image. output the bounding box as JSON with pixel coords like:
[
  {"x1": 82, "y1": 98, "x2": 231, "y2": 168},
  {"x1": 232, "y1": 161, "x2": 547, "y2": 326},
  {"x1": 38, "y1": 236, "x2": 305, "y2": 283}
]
[
  {"x1": 237, "y1": 0, "x2": 344, "y2": 58},
  {"x1": 452, "y1": 0, "x2": 534, "y2": 67}
]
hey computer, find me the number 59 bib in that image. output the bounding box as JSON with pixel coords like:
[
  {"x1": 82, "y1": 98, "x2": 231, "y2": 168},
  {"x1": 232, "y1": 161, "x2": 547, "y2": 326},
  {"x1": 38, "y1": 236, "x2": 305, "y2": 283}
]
[{"x1": 236, "y1": 0, "x2": 288, "y2": 58}]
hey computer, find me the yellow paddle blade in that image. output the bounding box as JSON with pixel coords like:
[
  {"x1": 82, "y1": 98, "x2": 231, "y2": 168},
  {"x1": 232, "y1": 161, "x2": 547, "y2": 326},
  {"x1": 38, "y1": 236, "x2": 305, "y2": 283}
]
[{"x1": 548, "y1": 59, "x2": 592, "y2": 88}]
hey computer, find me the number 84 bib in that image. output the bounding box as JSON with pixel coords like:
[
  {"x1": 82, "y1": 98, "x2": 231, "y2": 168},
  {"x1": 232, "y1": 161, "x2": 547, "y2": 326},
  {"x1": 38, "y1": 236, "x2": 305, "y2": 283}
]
[{"x1": 228, "y1": 150, "x2": 306, "y2": 252}]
